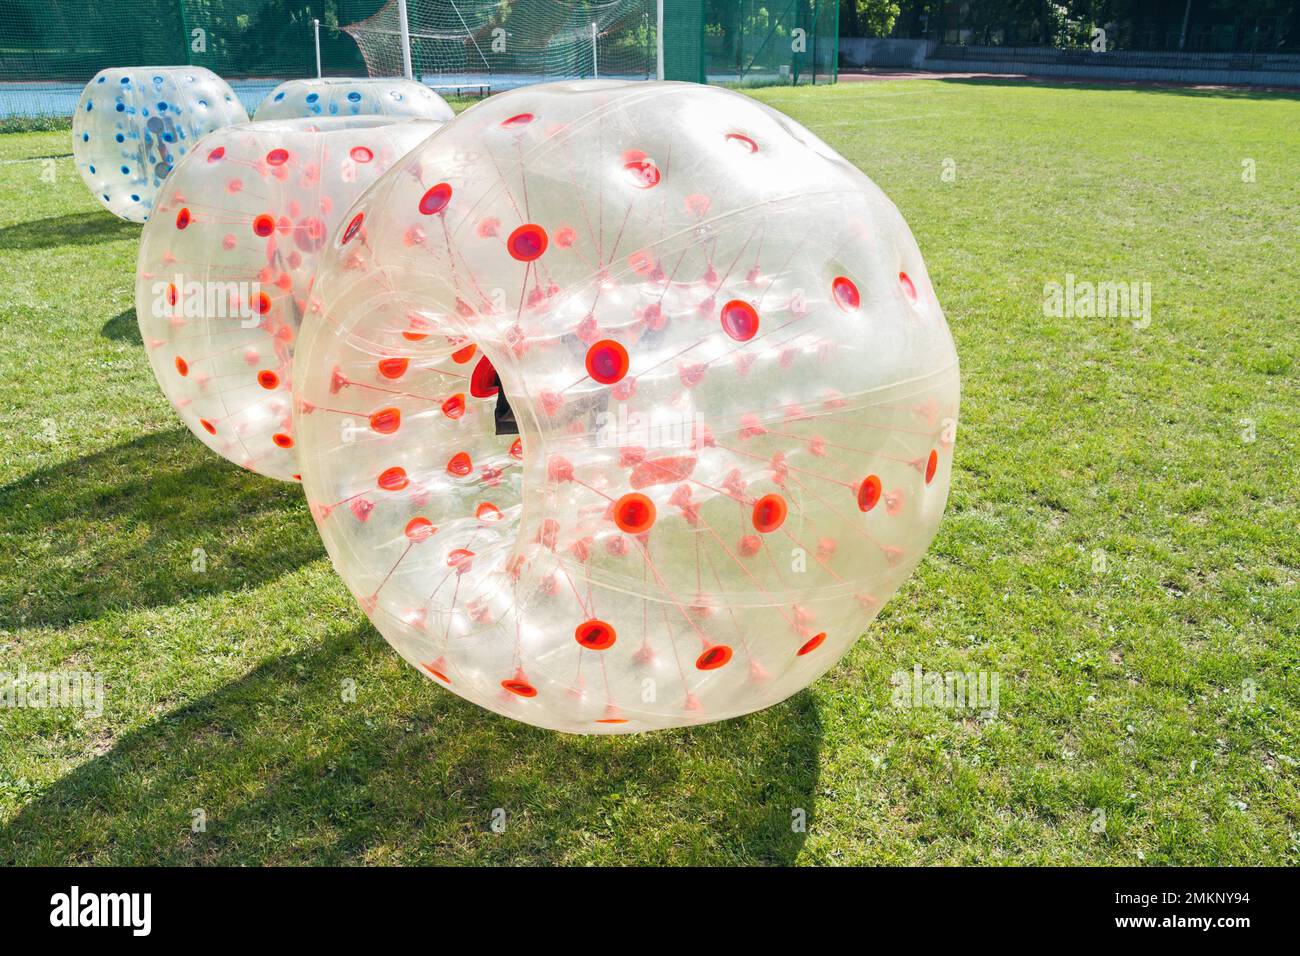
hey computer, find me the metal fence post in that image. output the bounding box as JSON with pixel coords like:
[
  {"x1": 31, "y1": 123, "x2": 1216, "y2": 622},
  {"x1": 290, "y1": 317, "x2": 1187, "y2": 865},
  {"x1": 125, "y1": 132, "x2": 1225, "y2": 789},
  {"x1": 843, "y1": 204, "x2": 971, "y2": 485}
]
[{"x1": 177, "y1": 0, "x2": 192, "y2": 66}]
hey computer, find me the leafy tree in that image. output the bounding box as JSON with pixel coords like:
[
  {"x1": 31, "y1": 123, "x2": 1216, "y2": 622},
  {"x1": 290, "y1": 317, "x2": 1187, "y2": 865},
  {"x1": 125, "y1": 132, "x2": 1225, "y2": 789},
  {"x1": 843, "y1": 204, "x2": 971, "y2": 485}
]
[{"x1": 840, "y1": 0, "x2": 901, "y2": 38}]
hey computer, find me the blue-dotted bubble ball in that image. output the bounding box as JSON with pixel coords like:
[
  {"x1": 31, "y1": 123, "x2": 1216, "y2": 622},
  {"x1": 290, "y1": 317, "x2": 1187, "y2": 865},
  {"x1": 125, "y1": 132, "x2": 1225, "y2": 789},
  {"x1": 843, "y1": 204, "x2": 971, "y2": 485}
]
[
  {"x1": 253, "y1": 78, "x2": 454, "y2": 123},
  {"x1": 72, "y1": 66, "x2": 248, "y2": 223}
]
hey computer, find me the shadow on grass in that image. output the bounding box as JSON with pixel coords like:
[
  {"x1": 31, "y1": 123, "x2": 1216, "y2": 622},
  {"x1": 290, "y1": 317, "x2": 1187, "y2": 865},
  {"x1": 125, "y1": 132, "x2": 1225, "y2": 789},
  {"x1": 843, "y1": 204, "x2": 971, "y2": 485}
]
[
  {"x1": 0, "y1": 428, "x2": 323, "y2": 628},
  {"x1": 101, "y1": 307, "x2": 141, "y2": 344},
  {"x1": 0, "y1": 210, "x2": 138, "y2": 250},
  {"x1": 0, "y1": 625, "x2": 823, "y2": 865}
]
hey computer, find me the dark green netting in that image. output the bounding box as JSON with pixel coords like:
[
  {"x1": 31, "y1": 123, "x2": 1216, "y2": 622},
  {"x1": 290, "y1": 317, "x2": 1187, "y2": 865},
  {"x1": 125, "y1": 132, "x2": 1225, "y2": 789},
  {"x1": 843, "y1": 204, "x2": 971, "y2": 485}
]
[{"x1": 0, "y1": 0, "x2": 837, "y2": 118}]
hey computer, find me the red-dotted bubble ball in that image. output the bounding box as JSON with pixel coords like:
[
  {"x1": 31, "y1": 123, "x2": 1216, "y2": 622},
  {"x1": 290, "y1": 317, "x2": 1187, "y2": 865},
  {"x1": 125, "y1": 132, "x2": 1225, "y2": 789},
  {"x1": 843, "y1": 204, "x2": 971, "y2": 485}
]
[
  {"x1": 292, "y1": 81, "x2": 959, "y2": 733},
  {"x1": 135, "y1": 116, "x2": 441, "y2": 481}
]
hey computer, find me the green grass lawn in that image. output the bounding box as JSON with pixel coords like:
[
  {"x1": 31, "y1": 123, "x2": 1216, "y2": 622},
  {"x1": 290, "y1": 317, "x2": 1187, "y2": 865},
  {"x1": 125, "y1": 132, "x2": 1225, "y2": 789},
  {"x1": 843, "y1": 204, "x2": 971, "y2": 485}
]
[{"x1": 0, "y1": 79, "x2": 1296, "y2": 865}]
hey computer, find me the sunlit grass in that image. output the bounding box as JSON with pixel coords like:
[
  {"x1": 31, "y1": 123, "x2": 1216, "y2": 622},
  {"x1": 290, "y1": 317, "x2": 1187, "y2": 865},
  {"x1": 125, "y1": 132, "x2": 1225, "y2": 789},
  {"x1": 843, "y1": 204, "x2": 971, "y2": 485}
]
[{"x1": 0, "y1": 79, "x2": 1296, "y2": 864}]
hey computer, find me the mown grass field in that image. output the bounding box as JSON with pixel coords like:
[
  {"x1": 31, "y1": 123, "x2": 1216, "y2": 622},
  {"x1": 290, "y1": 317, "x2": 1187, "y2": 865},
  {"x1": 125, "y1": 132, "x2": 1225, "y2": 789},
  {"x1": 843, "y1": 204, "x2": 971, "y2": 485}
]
[{"x1": 0, "y1": 79, "x2": 1296, "y2": 865}]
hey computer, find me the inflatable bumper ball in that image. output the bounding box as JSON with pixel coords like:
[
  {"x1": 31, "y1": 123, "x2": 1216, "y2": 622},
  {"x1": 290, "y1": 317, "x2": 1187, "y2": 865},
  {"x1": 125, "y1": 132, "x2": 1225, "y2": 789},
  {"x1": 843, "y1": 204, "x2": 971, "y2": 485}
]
[
  {"x1": 293, "y1": 81, "x2": 960, "y2": 733},
  {"x1": 254, "y1": 78, "x2": 454, "y2": 123},
  {"x1": 135, "y1": 116, "x2": 443, "y2": 482},
  {"x1": 73, "y1": 67, "x2": 248, "y2": 223}
]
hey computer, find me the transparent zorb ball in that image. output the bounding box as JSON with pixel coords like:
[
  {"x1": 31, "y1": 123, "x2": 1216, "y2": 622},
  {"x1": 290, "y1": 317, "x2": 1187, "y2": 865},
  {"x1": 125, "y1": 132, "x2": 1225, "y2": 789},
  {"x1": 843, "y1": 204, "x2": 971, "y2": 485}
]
[
  {"x1": 73, "y1": 66, "x2": 248, "y2": 223},
  {"x1": 136, "y1": 116, "x2": 442, "y2": 481},
  {"x1": 254, "y1": 78, "x2": 454, "y2": 123},
  {"x1": 293, "y1": 81, "x2": 960, "y2": 733}
]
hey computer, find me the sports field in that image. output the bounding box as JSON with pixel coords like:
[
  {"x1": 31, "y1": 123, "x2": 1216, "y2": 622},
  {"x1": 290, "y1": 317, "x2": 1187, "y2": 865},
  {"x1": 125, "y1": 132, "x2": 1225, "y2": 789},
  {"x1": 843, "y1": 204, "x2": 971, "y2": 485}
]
[{"x1": 0, "y1": 79, "x2": 1296, "y2": 865}]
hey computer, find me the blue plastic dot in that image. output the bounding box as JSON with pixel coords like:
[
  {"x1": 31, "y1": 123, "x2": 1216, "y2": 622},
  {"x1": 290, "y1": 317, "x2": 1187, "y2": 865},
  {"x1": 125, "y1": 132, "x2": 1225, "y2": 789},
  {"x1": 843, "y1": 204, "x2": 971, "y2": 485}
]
[
  {"x1": 115, "y1": 133, "x2": 124, "y2": 142},
  {"x1": 274, "y1": 91, "x2": 285, "y2": 101},
  {"x1": 115, "y1": 103, "x2": 125, "y2": 112},
  {"x1": 89, "y1": 165, "x2": 96, "y2": 173},
  {"x1": 120, "y1": 77, "x2": 130, "y2": 85},
  {"x1": 82, "y1": 133, "x2": 89, "y2": 141},
  {"x1": 347, "y1": 91, "x2": 361, "y2": 102},
  {"x1": 86, "y1": 102, "x2": 93, "y2": 111},
  {"x1": 131, "y1": 194, "x2": 140, "y2": 201},
  {"x1": 157, "y1": 101, "x2": 169, "y2": 112},
  {"x1": 305, "y1": 92, "x2": 318, "y2": 103},
  {"x1": 121, "y1": 165, "x2": 129, "y2": 174},
  {"x1": 97, "y1": 76, "x2": 106, "y2": 84}
]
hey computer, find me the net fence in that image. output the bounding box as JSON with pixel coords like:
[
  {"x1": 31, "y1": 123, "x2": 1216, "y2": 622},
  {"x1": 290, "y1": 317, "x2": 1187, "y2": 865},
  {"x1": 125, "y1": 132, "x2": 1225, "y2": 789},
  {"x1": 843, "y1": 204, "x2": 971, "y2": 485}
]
[
  {"x1": 0, "y1": 0, "x2": 837, "y2": 119},
  {"x1": 0, "y1": 0, "x2": 381, "y2": 118},
  {"x1": 343, "y1": 0, "x2": 836, "y2": 87},
  {"x1": 637, "y1": 0, "x2": 837, "y2": 86},
  {"x1": 345, "y1": 0, "x2": 659, "y2": 87}
]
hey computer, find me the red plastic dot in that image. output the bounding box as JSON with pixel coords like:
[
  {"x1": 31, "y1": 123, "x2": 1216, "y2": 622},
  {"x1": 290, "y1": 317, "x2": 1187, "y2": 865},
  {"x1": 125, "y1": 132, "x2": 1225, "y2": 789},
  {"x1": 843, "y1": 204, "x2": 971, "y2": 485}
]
[
  {"x1": 857, "y1": 475, "x2": 882, "y2": 512},
  {"x1": 575, "y1": 619, "x2": 617, "y2": 651},
  {"x1": 447, "y1": 451, "x2": 472, "y2": 477},
  {"x1": 726, "y1": 132, "x2": 758, "y2": 153},
  {"x1": 369, "y1": 407, "x2": 401, "y2": 434},
  {"x1": 199, "y1": 418, "x2": 216, "y2": 435},
  {"x1": 350, "y1": 146, "x2": 373, "y2": 163},
  {"x1": 342, "y1": 212, "x2": 364, "y2": 244},
  {"x1": 207, "y1": 147, "x2": 225, "y2": 163},
  {"x1": 266, "y1": 148, "x2": 289, "y2": 166},
  {"x1": 175, "y1": 207, "x2": 191, "y2": 229},
  {"x1": 377, "y1": 357, "x2": 409, "y2": 380},
  {"x1": 696, "y1": 644, "x2": 733, "y2": 670},
  {"x1": 272, "y1": 433, "x2": 293, "y2": 449},
  {"x1": 252, "y1": 291, "x2": 272, "y2": 315},
  {"x1": 476, "y1": 502, "x2": 502, "y2": 521},
  {"x1": 509, "y1": 438, "x2": 523, "y2": 460},
  {"x1": 452, "y1": 343, "x2": 477, "y2": 364},
  {"x1": 832, "y1": 276, "x2": 860, "y2": 312},
  {"x1": 752, "y1": 494, "x2": 787, "y2": 533},
  {"x1": 501, "y1": 677, "x2": 537, "y2": 698},
  {"x1": 441, "y1": 393, "x2": 466, "y2": 419},
  {"x1": 419, "y1": 182, "x2": 452, "y2": 215},
  {"x1": 174, "y1": 356, "x2": 189, "y2": 376},
  {"x1": 613, "y1": 493, "x2": 656, "y2": 534},
  {"x1": 925, "y1": 449, "x2": 938, "y2": 484},
  {"x1": 585, "y1": 339, "x2": 629, "y2": 385},
  {"x1": 797, "y1": 632, "x2": 827, "y2": 656},
  {"x1": 720, "y1": 300, "x2": 759, "y2": 342},
  {"x1": 500, "y1": 112, "x2": 534, "y2": 128},
  {"x1": 624, "y1": 160, "x2": 660, "y2": 188},
  {"x1": 252, "y1": 214, "x2": 275, "y2": 237},
  {"x1": 470, "y1": 355, "x2": 499, "y2": 398},
  {"x1": 422, "y1": 661, "x2": 451, "y2": 682},
  {"x1": 507, "y1": 223, "x2": 548, "y2": 261},
  {"x1": 378, "y1": 466, "x2": 409, "y2": 491},
  {"x1": 257, "y1": 369, "x2": 279, "y2": 390},
  {"x1": 404, "y1": 517, "x2": 436, "y2": 541},
  {"x1": 899, "y1": 271, "x2": 918, "y2": 303}
]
